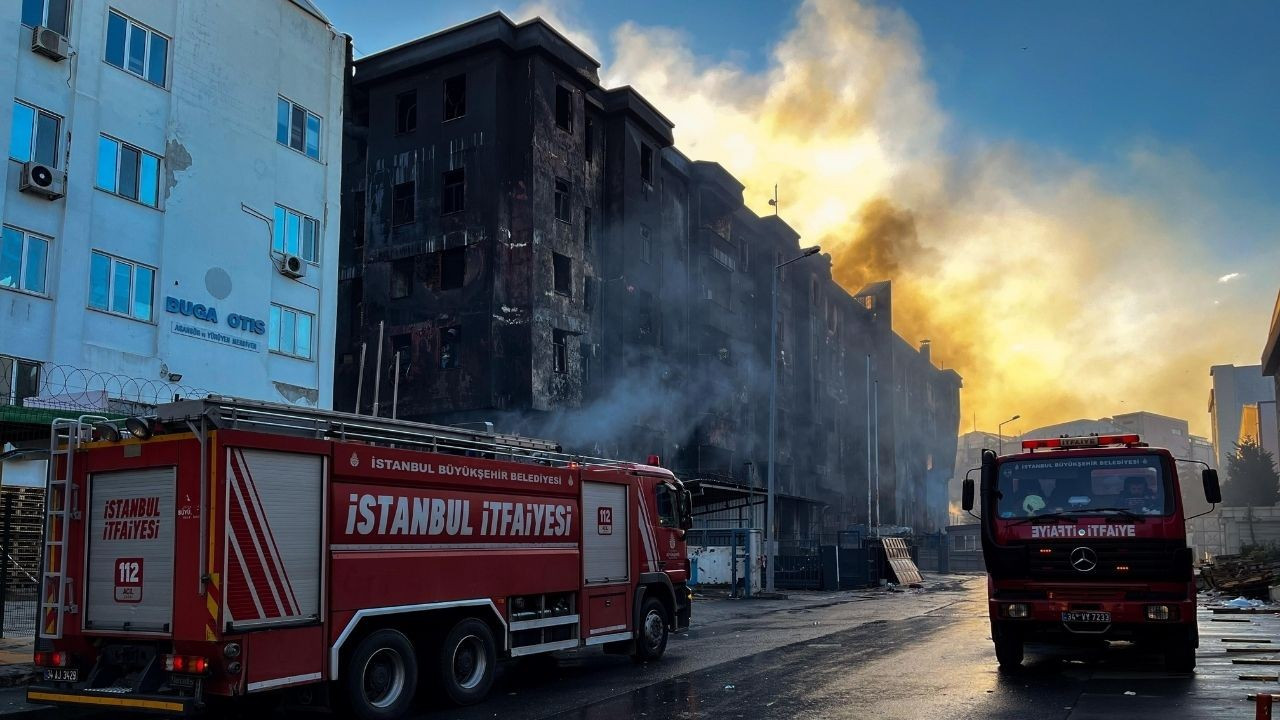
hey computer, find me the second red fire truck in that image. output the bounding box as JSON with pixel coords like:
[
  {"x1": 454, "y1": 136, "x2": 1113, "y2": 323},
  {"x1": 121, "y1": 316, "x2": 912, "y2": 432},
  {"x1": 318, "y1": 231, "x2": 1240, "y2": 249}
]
[
  {"x1": 963, "y1": 433, "x2": 1219, "y2": 672},
  {"x1": 26, "y1": 397, "x2": 693, "y2": 718}
]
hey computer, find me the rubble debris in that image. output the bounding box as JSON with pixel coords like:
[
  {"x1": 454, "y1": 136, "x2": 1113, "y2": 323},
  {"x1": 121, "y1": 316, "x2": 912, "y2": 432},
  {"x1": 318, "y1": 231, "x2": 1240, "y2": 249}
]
[{"x1": 1200, "y1": 554, "x2": 1280, "y2": 598}]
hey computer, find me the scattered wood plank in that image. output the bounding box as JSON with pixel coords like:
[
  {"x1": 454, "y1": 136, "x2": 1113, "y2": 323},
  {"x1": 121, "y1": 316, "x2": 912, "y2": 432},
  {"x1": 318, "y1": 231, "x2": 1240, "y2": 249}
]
[
  {"x1": 1211, "y1": 618, "x2": 1254, "y2": 622},
  {"x1": 1224, "y1": 638, "x2": 1273, "y2": 643},
  {"x1": 1226, "y1": 647, "x2": 1279, "y2": 654},
  {"x1": 1233, "y1": 658, "x2": 1280, "y2": 665},
  {"x1": 1239, "y1": 674, "x2": 1279, "y2": 681}
]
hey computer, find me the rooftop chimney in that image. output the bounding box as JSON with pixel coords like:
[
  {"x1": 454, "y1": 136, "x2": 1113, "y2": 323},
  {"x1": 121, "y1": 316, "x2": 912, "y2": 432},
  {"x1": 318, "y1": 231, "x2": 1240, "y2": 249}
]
[{"x1": 920, "y1": 339, "x2": 931, "y2": 365}]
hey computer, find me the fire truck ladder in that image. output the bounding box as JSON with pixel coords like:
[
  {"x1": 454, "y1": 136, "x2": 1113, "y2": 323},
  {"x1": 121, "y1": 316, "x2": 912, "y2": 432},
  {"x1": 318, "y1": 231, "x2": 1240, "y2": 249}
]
[
  {"x1": 40, "y1": 416, "x2": 105, "y2": 640},
  {"x1": 155, "y1": 396, "x2": 565, "y2": 458}
]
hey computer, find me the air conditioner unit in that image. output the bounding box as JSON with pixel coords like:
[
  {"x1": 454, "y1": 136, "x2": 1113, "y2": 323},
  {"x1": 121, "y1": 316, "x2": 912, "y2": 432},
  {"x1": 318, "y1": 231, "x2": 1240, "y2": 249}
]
[
  {"x1": 278, "y1": 254, "x2": 306, "y2": 279},
  {"x1": 31, "y1": 26, "x2": 69, "y2": 62},
  {"x1": 19, "y1": 162, "x2": 65, "y2": 200}
]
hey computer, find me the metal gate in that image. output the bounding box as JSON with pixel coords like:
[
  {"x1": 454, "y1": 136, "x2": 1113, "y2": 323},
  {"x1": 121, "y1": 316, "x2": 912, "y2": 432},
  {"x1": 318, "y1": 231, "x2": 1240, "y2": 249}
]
[
  {"x1": 836, "y1": 531, "x2": 870, "y2": 589},
  {"x1": 774, "y1": 537, "x2": 821, "y2": 590}
]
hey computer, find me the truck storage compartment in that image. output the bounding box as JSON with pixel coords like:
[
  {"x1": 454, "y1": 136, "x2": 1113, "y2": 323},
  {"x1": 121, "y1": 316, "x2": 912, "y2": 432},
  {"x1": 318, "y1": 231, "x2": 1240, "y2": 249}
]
[{"x1": 85, "y1": 467, "x2": 176, "y2": 633}]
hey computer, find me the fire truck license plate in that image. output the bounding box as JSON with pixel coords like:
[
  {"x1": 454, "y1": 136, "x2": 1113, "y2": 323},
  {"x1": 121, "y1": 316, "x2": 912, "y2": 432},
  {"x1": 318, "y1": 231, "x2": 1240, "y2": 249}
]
[
  {"x1": 43, "y1": 668, "x2": 78, "y2": 682},
  {"x1": 1062, "y1": 611, "x2": 1111, "y2": 623}
]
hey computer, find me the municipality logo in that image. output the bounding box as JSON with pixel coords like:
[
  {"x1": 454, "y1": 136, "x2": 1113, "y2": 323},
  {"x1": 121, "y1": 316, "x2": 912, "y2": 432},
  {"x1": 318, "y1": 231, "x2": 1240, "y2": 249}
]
[{"x1": 349, "y1": 452, "x2": 360, "y2": 468}]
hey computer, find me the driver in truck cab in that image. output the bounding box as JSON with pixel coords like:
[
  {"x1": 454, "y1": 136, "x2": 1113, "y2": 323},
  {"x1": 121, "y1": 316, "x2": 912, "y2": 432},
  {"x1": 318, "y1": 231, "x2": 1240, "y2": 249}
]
[{"x1": 1122, "y1": 475, "x2": 1158, "y2": 513}]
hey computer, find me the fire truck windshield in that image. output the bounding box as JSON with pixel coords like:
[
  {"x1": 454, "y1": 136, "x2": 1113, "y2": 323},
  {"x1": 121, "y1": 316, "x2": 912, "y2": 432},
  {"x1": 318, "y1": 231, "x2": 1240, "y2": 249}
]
[{"x1": 995, "y1": 454, "x2": 1171, "y2": 519}]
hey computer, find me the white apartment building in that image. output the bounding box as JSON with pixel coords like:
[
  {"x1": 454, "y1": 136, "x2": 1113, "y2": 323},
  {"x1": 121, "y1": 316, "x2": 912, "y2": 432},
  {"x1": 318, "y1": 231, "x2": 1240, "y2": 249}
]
[{"x1": 0, "y1": 0, "x2": 346, "y2": 410}]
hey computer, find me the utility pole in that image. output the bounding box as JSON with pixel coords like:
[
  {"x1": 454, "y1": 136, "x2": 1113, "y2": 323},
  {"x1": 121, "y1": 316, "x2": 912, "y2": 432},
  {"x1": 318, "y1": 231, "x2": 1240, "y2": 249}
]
[{"x1": 766, "y1": 245, "x2": 821, "y2": 593}]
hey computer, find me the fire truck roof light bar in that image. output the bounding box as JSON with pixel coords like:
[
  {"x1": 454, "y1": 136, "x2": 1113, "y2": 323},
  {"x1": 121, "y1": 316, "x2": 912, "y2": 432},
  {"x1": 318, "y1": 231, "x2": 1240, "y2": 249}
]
[{"x1": 1021, "y1": 433, "x2": 1141, "y2": 451}]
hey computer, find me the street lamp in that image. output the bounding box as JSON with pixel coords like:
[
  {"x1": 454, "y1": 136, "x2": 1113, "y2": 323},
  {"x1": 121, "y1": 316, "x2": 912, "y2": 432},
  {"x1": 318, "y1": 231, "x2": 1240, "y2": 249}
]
[
  {"x1": 998, "y1": 414, "x2": 1021, "y2": 455},
  {"x1": 766, "y1": 245, "x2": 821, "y2": 593}
]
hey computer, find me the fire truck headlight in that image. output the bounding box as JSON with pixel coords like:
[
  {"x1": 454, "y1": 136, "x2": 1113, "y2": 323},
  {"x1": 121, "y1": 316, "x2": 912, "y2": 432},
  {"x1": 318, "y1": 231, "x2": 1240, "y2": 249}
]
[
  {"x1": 1004, "y1": 603, "x2": 1030, "y2": 619},
  {"x1": 1146, "y1": 605, "x2": 1172, "y2": 621},
  {"x1": 226, "y1": 661, "x2": 242, "y2": 675},
  {"x1": 223, "y1": 642, "x2": 241, "y2": 659}
]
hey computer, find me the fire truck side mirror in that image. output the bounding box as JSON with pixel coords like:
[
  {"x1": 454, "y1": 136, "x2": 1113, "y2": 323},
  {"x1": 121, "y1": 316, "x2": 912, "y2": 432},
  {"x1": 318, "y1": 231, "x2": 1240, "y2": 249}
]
[
  {"x1": 961, "y1": 478, "x2": 975, "y2": 512},
  {"x1": 1202, "y1": 468, "x2": 1222, "y2": 504},
  {"x1": 678, "y1": 490, "x2": 694, "y2": 531}
]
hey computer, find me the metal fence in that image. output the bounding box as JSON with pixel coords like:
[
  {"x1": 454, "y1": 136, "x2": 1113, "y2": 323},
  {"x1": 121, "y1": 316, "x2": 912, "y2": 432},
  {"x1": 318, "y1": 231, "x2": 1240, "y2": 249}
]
[{"x1": 0, "y1": 492, "x2": 41, "y2": 639}]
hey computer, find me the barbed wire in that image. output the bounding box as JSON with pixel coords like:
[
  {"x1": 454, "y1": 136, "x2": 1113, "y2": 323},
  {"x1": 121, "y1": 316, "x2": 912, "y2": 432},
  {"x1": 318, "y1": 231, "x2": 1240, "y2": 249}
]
[{"x1": 4, "y1": 363, "x2": 215, "y2": 414}]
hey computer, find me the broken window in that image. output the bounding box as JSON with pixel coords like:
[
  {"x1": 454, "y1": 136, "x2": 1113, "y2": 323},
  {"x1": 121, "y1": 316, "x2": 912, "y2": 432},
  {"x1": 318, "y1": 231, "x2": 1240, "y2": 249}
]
[
  {"x1": 640, "y1": 224, "x2": 652, "y2": 263},
  {"x1": 553, "y1": 252, "x2": 572, "y2": 296},
  {"x1": 583, "y1": 206, "x2": 592, "y2": 249},
  {"x1": 441, "y1": 167, "x2": 465, "y2": 215},
  {"x1": 552, "y1": 329, "x2": 568, "y2": 374},
  {"x1": 352, "y1": 190, "x2": 365, "y2": 247},
  {"x1": 554, "y1": 177, "x2": 571, "y2": 223},
  {"x1": 637, "y1": 289, "x2": 657, "y2": 343},
  {"x1": 444, "y1": 74, "x2": 466, "y2": 121},
  {"x1": 395, "y1": 90, "x2": 417, "y2": 134},
  {"x1": 391, "y1": 333, "x2": 411, "y2": 356},
  {"x1": 348, "y1": 277, "x2": 363, "y2": 322},
  {"x1": 439, "y1": 326, "x2": 460, "y2": 369},
  {"x1": 555, "y1": 85, "x2": 572, "y2": 131},
  {"x1": 584, "y1": 276, "x2": 594, "y2": 312},
  {"x1": 392, "y1": 180, "x2": 415, "y2": 226},
  {"x1": 439, "y1": 246, "x2": 465, "y2": 290},
  {"x1": 585, "y1": 116, "x2": 594, "y2": 163},
  {"x1": 390, "y1": 258, "x2": 413, "y2": 299},
  {"x1": 640, "y1": 143, "x2": 654, "y2": 184}
]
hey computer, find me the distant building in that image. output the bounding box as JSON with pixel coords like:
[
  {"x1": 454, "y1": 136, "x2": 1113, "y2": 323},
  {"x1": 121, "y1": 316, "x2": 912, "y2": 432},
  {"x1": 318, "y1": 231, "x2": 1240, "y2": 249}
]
[
  {"x1": 1239, "y1": 401, "x2": 1279, "y2": 461},
  {"x1": 1262, "y1": 290, "x2": 1280, "y2": 462},
  {"x1": 334, "y1": 13, "x2": 962, "y2": 536},
  {"x1": 1189, "y1": 435, "x2": 1215, "y2": 467},
  {"x1": 1209, "y1": 364, "x2": 1275, "y2": 476},
  {"x1": 1112, "y1": 411, "x2": 1190, "y2": 457},
  {"x1": 0, "y1": 0, "x2": 347, "y2": 412},
  {"x1": 1020, "y1": 418, "x2": 1129, "y2": 441}
]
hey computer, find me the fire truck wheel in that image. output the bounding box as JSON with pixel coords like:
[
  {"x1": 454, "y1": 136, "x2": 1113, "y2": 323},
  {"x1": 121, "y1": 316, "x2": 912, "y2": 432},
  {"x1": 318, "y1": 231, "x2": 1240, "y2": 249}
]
[
  {"x1": 1165, "y1": 635, "x2": 1196, "y2": 672},
  {"x1": 438, "y1": 618, "x2": 496, "y2": 705},
  {"x1": 994, "y1": 636, "x2": 1023, "y2": 670},
  {"x1": 633, "y1": 597, "x2": 670, "y2": 662},
  {"x1": 344, "y1": 628, "x2": 419, "y2": 720}
]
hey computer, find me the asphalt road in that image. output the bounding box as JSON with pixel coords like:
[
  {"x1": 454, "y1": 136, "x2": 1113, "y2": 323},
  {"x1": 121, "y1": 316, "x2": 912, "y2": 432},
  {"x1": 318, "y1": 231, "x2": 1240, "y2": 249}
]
[
  {"x1": 7, "y1": 576, "x2": 1274, "y2": 719},
  {"x1": 422, "y1": 577, "x2": 1267, "y2": 720}
]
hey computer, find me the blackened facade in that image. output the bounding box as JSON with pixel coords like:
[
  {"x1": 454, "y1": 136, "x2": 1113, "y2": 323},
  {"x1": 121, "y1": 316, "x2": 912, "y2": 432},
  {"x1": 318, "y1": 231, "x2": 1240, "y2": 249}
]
[{"x1": 336, "y1": 13, "x2": 962, "y2": 536}]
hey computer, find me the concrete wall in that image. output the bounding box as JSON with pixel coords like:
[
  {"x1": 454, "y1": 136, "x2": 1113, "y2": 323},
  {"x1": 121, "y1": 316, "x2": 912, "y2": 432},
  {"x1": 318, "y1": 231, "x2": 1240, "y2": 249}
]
[{"x1": 0, "y1": 1, "x2": 344, "y2": 407}]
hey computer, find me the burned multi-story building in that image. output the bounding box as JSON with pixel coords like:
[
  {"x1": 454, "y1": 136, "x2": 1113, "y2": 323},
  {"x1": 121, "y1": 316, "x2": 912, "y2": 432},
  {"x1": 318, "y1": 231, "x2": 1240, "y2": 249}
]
[{"x1": 334, "y1": 13, "x2": 962, "y2": 536}]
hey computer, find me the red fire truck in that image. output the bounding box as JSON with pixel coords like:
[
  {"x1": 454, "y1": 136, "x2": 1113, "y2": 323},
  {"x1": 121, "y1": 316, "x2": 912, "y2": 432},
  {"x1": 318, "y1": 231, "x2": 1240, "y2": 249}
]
[
  {"x1": 26, "y1": 397, "x2": 692, "y2": 718},
  {"x1": 961, "y1": 433, "x2": 1220, "y2": 672}
]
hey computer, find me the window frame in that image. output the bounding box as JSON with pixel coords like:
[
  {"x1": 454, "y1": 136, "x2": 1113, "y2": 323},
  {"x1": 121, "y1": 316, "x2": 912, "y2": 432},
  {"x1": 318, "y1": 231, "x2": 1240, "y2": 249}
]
[
  {"x1": 268, "y1": 303, "x2": 315, "y2": 361},
  {"x1": 640, "y1": 224, "x2": 653, "y2": 264},
  {"x1": 271, "y1": 204, "x2": 321, "y2": 264},
  {"x1": 439, "y1": 325, "x2": 461, "y2": 369},
  {"x1": 21, "y1": 0, "x2": 71, "y2": 35},
  {"x1": 552, "y1": 252, "x2": 572, "y2": 297},
  {"x1": 276, "y1": 95, "x2": 322, "y2": 160},
  {"x1": 392, "y1": 180, "x2": 416, "y2": 226},
  {"x1": 640, "y1": 143, "x2": 654, "y2": 185},
  {"x1": 394, "y1": 89, "x2": 417, "y2": 135},
  {"x1": 9, "y1": 100, "x2": 62, "y2": 168},
  {"x1": 441, "y1": 167, "x2": 465, "y2": 216},
  {"x1": 555, "y1": 84, "x2": 573, "y2": 132},
  {"x1": 655, "y1": 484, "x2": 678, "y2": 528},
  {"x1": 0, "y1": 354, "x2": 42, "y2": 408},
  {"x1": 553, "y1": 177, "x2": 571, "y2": 224},
  {"x1": 0, "y1": 225, "x2": 51, "y2": 297},
  {"x1": 104, "y1": 9, "x2": 169, "y2": 89},
  {"x1": 87, "y1": 250, "x2": 155, "y2": 322},
  {"x1": 389, "y1": 257, "x2": 413, "y2": 299},
  {"x1": 95, "y1": 134, "x2": 162, "y2": 209},
  {"x1": 443, "y1": 74, "x2": 467, "y2": 122},
  {"x1": 552, "y1": 329, "x2": 568, "y2": 374}
]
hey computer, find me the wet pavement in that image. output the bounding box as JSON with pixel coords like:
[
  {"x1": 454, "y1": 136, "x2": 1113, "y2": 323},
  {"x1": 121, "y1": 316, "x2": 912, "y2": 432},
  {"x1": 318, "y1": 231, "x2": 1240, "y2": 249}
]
[{"x1": 7, "y1": 576, "x2": 1277, "y2": 718}]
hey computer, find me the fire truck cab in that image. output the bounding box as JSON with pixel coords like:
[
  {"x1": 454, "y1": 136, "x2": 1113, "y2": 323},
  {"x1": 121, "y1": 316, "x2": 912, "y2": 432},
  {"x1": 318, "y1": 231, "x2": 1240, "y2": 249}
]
[
  {"x1": 26, "y1": 398, "x2": 692, "y2": 718},
  {"x1": 962, "y1": 433, "x2": 1220, "y2": 672}
]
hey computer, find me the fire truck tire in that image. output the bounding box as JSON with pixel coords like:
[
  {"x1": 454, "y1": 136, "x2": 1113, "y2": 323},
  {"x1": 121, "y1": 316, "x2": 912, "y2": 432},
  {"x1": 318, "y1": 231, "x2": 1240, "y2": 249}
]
[
  {"x1": 437, "y1": 618, "x2": 497, "y2": 705},
  {"x1": 993, "y1": 636, "x2": 1023, "y2": 670},
  {"x1": 1165, "y1": 634, "x2": 1196, "y2": 672},
  {"x1": 343, "y1": 628, "x2": 419, "y2": 720},
  {"x1": 633, "y1": 597, "x2": 670, "y2": 662}
]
